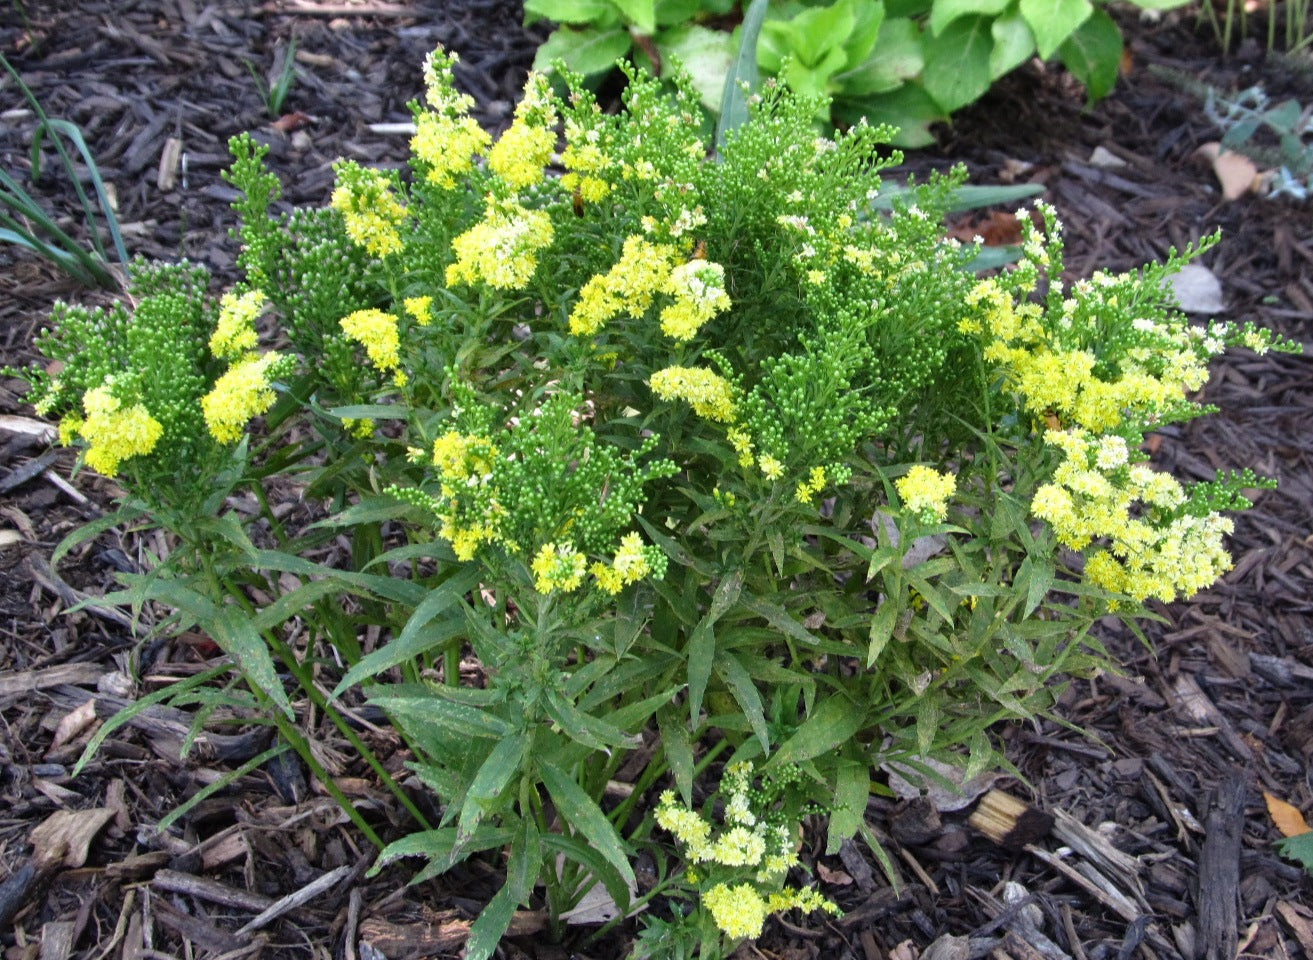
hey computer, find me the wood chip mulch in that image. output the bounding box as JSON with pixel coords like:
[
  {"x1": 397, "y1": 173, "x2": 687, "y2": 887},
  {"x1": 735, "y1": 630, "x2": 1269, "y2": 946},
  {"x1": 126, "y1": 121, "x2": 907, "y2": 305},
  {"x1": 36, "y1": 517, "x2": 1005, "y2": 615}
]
[{"x1": 1, "y1": 3, "x2": 1310, "y2": 959}]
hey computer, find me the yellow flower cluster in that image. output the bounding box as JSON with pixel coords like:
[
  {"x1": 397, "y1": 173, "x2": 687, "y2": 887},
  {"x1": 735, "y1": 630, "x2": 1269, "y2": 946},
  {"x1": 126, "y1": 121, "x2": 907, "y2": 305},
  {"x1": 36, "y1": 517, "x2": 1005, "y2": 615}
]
[
  {"x1": 403, "y1": 295, "x2": 433, "y2": 327},
  {"x1": 446, "y1": 197, "x2": 553, "y2": 290},
  {"x1": 330, "y1": 164, "x2": 407, "y2": 259},
  {"x1": 794, "y1": 466, "x2": 828, "y2": 504},
  {"x1": 655, "y1": 762, "x2": 838, "y2": 941},
  {"x1": 487, "y1": 73, "x2": 556, "y2": 191},
  {"x1": 531, "y1": 542, "x2": 588, "y2": 594},
  {"x1": 209, "y1": 289, "x2": 265, "y2": 359},
  {"x1": 339, "y1": 309, "x2": 401, "y2": 373},
  {"x1": 201, "y1": 352, "x2": 286, "y2": 444},
  {"x1": 659, "y1": 260, "x2": 732, "y2": 342},
  {"x1": 590, "y1": 531, "x2": 654, "y2": 594},
  {"x1": 72, "y1": 383, "x2": 163, "y2": 476},
  {"x1": 895, "y1": 465, "x2": 956, "y2": 522},
  {"x1": 649, "y1": 366, "x2": 737, "y2": 423},
  {"x1": 1030, "y1": 427, "x2": 1233, "y2": 602},
  {"x1": 568, "y1": 235, "x2": 679, "y2": 336},
  {"x1": 411, "y1": 113, "x2": 490, "y2": 191},
  {"x1": 561, "y1": 118, "x2": 612, "y2": 204}
]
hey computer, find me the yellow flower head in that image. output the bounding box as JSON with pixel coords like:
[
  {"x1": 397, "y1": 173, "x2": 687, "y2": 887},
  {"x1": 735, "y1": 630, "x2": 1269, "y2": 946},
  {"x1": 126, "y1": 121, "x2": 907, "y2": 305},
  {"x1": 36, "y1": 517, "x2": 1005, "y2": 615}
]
[
  {"x1": 78, "y1": 384, "x2": 163, "y2": 476},
  {"x1": 446, "y1": 197, "x2": 554, "y2": 291},
  {"x1": 488, "y1": 73, "x2": 557, "y2": 191},
  {"x1": 659, "y1": 260, "x2": 731, "y2": 341},
  {"x1": 703, "y1": 883, "x2": 768, "y2": 940},
  {"x1": 404, "y1": 295, "x2": 434, "y2": 327},
  {"x1": 339, "y1": 309, "x2": 401, "y2": 372},
  {"x1": 209, "y1": 289, "x2": 265, "y2": 359},
  {"x1": 896, "y1": 465, "x2": 956, "y2": 522},
  {"x1": 568, "y1": 235, "x2": 678, "y2": 336},
  {"x1": 411, "y1": 111, "x2": 491, "y2": 190},
  {"x1": 201, "y1": 352, "x2": 287, "y2": 444},
  {"x1": 649, "y1": 366, "x2": 736, "y2": 423},
  {"x1": 561, "y1": 118, "x2": 613, "y2": 204},
  {"x1": 330, "y1": 163, "x2": 407, "y2": 258},
  {"x1": 531, "y1": 542, "x2": 587, "y2": 594}
]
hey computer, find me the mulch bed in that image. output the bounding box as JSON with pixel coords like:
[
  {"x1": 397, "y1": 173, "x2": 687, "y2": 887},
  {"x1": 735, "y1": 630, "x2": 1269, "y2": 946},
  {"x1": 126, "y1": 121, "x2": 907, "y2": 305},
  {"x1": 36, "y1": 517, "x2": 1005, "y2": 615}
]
[{"x1": 1, "y1": 2, "x2": 1310, "y2": 958}]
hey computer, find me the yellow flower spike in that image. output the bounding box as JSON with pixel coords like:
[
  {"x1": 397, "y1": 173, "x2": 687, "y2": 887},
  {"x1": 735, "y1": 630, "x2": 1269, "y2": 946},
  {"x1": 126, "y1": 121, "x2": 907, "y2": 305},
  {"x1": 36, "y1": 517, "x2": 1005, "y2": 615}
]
[
  {"x1": 488, "y1": 73, "x2": 557, "y2": 190},
  {"x1": 659, "y1": 259, "x2": 731, "y2": 341},
  {"x1": 568, "y1": 235, "x2": 679, "y2": 336},
  {"x1": 896, "y1": 465, "x2": 956, "y2": 522},
  {"x1": 403, "y1": 295, "x2": 434, "y2": 326},
  {"x1": 78, "y1": 384, "x2": 163, "y2": 476},
  {"x1": 446, "y1": 197, "x2": 554, "y2": 291},
  {"x1": 209, "y1": 289, "x2": 266, "y2": 359},
  {"x1": 339, "y1": 309, "x2": 401, "y2": 372},
  {"x1": 330, "y1": 164, "x2": 407, "y2": 258},
  {"x1": 201, "y1": 353, "x2": 286, "y2": 445},
  {"x1": 703, "y1": 883, "x2": 768, "y2": 940},
  {"x1": 531, "y1": 542, "x2": 587, "y2": 594},
  {"x1": 411, "y1": 112, "x2": 491, "y2": 190},
  {"x1": 649, "y1": 366, "x2": 736, "y2": 423}
]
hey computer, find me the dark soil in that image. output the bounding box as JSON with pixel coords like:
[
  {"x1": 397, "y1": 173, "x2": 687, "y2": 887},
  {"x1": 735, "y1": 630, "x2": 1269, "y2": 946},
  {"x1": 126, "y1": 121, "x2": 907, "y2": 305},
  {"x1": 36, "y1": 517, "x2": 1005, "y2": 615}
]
[{"x1": 1, "y1": 3, "x2": 1311, "y2": 959}]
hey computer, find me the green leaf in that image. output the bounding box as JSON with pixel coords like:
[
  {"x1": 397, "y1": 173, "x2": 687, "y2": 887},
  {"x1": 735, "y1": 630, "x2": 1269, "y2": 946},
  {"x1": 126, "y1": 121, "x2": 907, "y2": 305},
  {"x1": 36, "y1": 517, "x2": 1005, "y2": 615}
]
[
  {"x1": 545, "y1": 689, "x2": 642, "y2": 751},
  {"x1": 158, "y1": 743, "x2": 290, "y2": 833},
  {"x1": 826, "y1": 759, "x2": 871, "y2": 854},
  {"x1": 609, "y1": 0, "x2": 656, "y2": 33},
  {"x1": 781, "y1": 0, "x2": 857, "y2": 67},
  {"x1": 656, "y1": 0, "x2": 702, "y2": 25},
  {"x1": 1019, "y1": 0, "x2": 1091, "y2": 60},
  {"x1": 1056, "y1": 6, "x2": 1121, "y2": 102},
  {"x1": 371, "y1": 689, "x2": 513, "y2": 740},
  {"x1": 767, "y1": 695, "x2": 867, "y2": 770},
  {"x1": 204, "y1": 604, "x2": 291, "y2": 718},
  {"x1": 539, "y1": 759, "x2": 637, "y2": 893},
  {"x1": 922, "y1": 15, "x2": 993, "y2": 112},
  {"x1": 1276, "y1": 832, "x2": 1313, "y2": 875},
  {"x1": 867, "y1": 597, "x2": 898, "y2": 666},
  {"x1": 715, "y1": 652, "x2": 769, "y2": 752},
  {"x1": 309, "y1": 495, "x2": 416, "y2": 529},
  {"x1": 459, "y1": 732, "x2": 528, "y2": 844},
  {"x1": 915, "y1": 694, "x2": 941, "y2": 753},
  {"x1": 465, "y1": 818, "x2": 541, "y2": 960},
  {"x1": 834, "y1": 16, "x2": 923, "y2": 96},
  {"x1": 658, "y1": 705, "x2": 696, "y2": 805},
  {"x1": 51, "y1": 504, "x2": 146, "y2": 569},
  {"x1": 533, "y1": 24, "x2": 633, "y2": 75},
  {"x1": 687, "y1": 569, "x2": 743, "y2": 725},
  {"x1": 718, "y1": 0, "x2": 770, "y2": 148},
  {"x1": 929, "y1": 0, "x2": 1010, "y2": 36},
  {"x1": 842, "y1": 0, "x2": 886, "y2": 66},
  {"x1": 658, "y1": 24, "x2": 736, "y2": 110},
  {"x1": 332, "y1": 565, "x2": 480, "y2": 696},
  {"x1": 989, "y1": 9, "x2": 1035, "y2": 78},
  {"x1": 524, "y1": 0, "x2": 615, "y2": 23}
]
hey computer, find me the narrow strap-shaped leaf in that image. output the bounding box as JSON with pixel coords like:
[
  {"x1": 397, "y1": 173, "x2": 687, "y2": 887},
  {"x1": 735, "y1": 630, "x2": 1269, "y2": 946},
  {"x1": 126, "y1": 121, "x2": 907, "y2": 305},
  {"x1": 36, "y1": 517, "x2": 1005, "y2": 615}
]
[
  {"x1": 687, "y1": 568, "x2": 743, "y2": 726},
  {"x1": 210, "y1": 605, "x2": 294, "y2": 718},
  {"x1": 826, "y1": 758, "x2": 870, "y2": 854},
  {"x1": 465, "y1": 818, "x2": 541, "y2": 960},
  {"x1": 767, "y1": 694, "x2": 867, "y2": 770},
  {"x1": 458, "y1": 732, "x2": 528, "y2": 844},
  {"x1": 715, "y1": 0, "x2": 770, "y2": 150},
  {"x1": 157, "y1": 743, "x2": 289, "y2": 833},
  {"x1": 333, "y1": 565, "x2": 480, "y2": 696},
  {"x1": 714, "y1": 651, "x2": 769, "y2": 753},
  {"x1": 657, "y1": 705, "x2": 695, "y2": 805},
  {"x1": 368, "y1": 691, "x2": 512, "y2": 740},
  {"x1": 544, "y1": 690, "x2": 642, "y2": 751},
  {"x1": 539, "y1": 758, "x2": 637, "y2": 893}
]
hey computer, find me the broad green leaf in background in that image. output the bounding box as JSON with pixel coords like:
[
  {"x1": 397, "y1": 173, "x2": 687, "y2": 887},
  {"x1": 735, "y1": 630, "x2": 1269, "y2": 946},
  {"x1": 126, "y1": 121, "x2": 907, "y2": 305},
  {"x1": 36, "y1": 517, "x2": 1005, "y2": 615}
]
[
  {"x1": 929, "y1": 0, "x2": 1010, "y2": 36},
  {"x1": 989, "y1": 9, "x2": 1036, "y2": 79},
  {"x1": 524, "y1": 0, "x2": 615, "y2": 21},
  {"x1": 533, "y1": 24, "x2": 633, "y2": 74},
  {"x1": 1057, "y1": 7, "x2": 1122, "y2": 102},
  {"x1": 780, "y1": 0, "x2": 857, "y2": 67},
  {"x1": 781, "y1": 46, "x2": 848, "y2": 101},
  {"x1": 656, "y1": 0, "x2": 702, "y2": 25},
  {"x1": 610, "y1": 0, "x2": 657, "y2": 33},
  {"x1": 657, "y1": 24, "x2": 737, "y2": 110},
  {"x1": 834, "y1": 80, "x2": 947, "y2": 147},
  {"x1": 842, "y1": 0, "x2": 886, "y2": 66},
  {"x1": 835, "y1": 16, "x2": 923, "y2": 96},
  {"x1": 1019, "y1": 0, "x2": 1092, "y2": 60},
  {"x1": 922, "y1": 15, "x2": 993, "y2": 112}
]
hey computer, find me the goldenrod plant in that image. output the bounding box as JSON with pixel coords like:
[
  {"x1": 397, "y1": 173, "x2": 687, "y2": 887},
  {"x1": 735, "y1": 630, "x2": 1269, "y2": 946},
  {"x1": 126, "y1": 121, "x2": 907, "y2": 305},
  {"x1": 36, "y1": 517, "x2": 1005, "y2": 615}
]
[{"x1": 12, "y1": 48, "x2": 1297, "y2": 960}]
